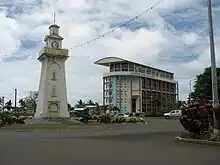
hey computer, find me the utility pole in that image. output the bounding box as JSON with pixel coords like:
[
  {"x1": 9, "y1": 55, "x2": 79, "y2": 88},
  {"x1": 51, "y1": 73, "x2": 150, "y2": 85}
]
[
  {"x1": 207, "y1": 0, "x2": 220, "y2": 131},
  {"x1": 2, "y1": 96, "x2": 4, "y2": 108},
  {"x1": 14, "y1": 89, "x2": 17, "y2": 117}
]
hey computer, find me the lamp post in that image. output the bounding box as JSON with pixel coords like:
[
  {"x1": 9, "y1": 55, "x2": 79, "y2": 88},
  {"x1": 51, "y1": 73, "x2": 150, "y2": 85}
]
[
  {"x1": 189, "y1": 78, "x2": 196, "y2": 104},
  {"x1": 207, "y1": 0, "x2": 220, "y2": 131}
]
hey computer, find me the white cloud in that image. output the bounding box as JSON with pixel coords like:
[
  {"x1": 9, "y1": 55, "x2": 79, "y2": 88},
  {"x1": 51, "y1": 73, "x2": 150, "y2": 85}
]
[
  {"x1": 0, "y1": 12, "x2": 21, "y2": 56},
  {"x1": 0, "y1": 0, "x2": 219, "y2": 106},
  {"x1": 182, "y1": 33, "x2": 199, "y2": 45}
]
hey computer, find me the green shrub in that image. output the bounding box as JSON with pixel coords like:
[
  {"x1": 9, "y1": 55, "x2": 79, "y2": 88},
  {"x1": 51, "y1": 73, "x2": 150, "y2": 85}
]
[
  {"x1": 116, "y1": 116, "x2": 126, "y2": 123},
  {"x1": 126, "y1": 117, "x2": 137, "y2": 123},
  {"x1": 99, "y1": 115, "x2": 111, "y2": 123},
  {"x1": 125, "y1": 117, "x2": 146, "y2": 123}
]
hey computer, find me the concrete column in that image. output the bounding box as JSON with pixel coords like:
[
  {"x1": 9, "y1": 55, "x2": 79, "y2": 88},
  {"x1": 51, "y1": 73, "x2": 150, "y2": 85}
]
[{"x1": 103, "y1": 77, "x2": 105, "y2": 105}]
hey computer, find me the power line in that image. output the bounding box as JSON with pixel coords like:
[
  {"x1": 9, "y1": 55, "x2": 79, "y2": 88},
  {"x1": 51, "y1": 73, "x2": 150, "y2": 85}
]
[{"x1": 69, "y1": 0, "x2": 165, "y2": 50}]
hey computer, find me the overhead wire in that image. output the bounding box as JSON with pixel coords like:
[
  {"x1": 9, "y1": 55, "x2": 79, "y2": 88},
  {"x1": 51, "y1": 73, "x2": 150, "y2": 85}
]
[{"x1": 69, "y1": 0, "x2": 165, "y2": 50}]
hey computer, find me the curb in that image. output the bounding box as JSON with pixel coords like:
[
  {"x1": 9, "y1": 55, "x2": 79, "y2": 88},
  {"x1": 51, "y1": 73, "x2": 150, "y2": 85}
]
[{"x1": 174, "y1": 136, "x2": 220, "y2": 146}]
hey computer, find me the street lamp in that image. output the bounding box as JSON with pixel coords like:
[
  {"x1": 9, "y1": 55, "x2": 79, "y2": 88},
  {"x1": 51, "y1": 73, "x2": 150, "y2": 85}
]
[{"x1": 189, "y1": 78, "x2": 196, "y2": 104}]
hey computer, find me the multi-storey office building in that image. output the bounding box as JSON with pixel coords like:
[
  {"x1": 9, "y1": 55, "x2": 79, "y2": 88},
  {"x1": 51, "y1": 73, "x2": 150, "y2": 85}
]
[{"x1": 95, "y1": 57, "x2": 179, "y2": 114}]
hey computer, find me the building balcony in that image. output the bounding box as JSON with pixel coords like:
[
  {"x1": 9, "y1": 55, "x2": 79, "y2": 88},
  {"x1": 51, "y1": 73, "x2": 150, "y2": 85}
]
[{"x1": 103, "y1": 71, "x2": 178, "y2": 83}]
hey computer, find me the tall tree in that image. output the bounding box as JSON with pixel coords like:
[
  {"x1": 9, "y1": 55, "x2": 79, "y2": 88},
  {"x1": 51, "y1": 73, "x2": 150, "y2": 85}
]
[
  {"x1": 191, "y1": 67, "x2": 220, "y2": 102},
  {"x1": 21, "y1": 91, "x2": 38, "y2": 113}
]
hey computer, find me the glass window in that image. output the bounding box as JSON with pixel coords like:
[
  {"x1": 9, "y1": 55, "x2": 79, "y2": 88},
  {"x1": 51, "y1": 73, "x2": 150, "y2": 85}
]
[
  {"x1": 115, "y1": 64, "x2": 120, "y2": 71},
  {"x1": 146, "y1": 68, "x2": 151, "y2": 75},
  {"x1": 152, "y1": 70, "x2": 156, "y2": 76},
  {"x1": 160, "y1": 72, "x2": 165, "y2": 78},
  {"x1": 110, "y1": 64, "x2": 114, "y2": 72},
  {"x1": 129, "y1": 63, "x2": 134, "y2": 71},
  {"x1": 121, "y1": 63, "x2": 128, "y2": 71},
  {"x1": 170, "y1": 73, "x2": 174, "y2": 79},
  {"x1": 139, "y1": 67, "x2": 145, "y2": 73}
]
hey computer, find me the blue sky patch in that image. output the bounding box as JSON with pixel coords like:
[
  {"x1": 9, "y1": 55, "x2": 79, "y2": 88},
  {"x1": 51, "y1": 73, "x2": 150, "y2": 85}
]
[{"x1": 20, "y1": 40, "x2": 42, "y2": 49}]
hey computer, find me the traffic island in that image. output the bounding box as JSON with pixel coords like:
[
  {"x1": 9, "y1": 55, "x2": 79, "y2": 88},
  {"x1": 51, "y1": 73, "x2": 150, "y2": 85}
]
[
  {"x1": 174, "y1": 131, "x2": 220, "y2": 146},
  {"x1": 176, "y1": 103, "x2": 220, "y2": 146},
  {"x1": 175, "y1": 136, "x2": 220, "y2": 146}
]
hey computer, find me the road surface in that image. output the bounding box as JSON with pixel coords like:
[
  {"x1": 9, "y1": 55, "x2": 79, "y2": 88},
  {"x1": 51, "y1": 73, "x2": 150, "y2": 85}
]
[{"x1": 0, "y1": 119, "x2": 219, "y2": 165}]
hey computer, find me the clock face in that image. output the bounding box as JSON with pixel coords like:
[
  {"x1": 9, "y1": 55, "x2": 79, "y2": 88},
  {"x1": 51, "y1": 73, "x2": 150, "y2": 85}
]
[{"x1": 51, "y1": 41, "x2": 59, "y2": 48}]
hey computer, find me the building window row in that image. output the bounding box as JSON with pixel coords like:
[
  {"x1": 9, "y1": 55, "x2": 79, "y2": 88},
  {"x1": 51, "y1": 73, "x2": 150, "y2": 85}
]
[{"x1": 110, "y1": 63, "x2": 174, "y2": 80}]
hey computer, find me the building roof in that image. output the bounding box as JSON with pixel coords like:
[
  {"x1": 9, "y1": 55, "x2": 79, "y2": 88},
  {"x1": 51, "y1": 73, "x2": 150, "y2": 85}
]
[
  {"x1": 94, "y1": 56, "x2": 173, "y2": 74},
  {"x1": 94, "y1": 57, "x2": 125, "y2": 66},
  {"x1": 74, "y1": 108, "x2": 86, "y2": 111},
  {"x1": 49, "y1": 24, "x2": 60, "y2": 29}
]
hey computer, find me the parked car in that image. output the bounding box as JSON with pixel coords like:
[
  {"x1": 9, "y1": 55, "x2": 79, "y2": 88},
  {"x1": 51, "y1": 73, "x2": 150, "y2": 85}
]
[
  {"x1": 115, "y1": 113, "x2": 129, "y2": 118},
  {"x1": 163, "y1": 110, "x2": 181, "y2": 119}
]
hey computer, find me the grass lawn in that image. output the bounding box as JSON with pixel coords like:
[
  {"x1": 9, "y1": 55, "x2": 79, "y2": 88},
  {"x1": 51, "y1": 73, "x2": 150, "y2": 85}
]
[{"x1": 0, "y1": 124, "x2": 100, "y2": 131}]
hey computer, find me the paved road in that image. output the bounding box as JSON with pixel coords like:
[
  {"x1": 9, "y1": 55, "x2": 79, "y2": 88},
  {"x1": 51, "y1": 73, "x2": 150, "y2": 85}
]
[{"x1": 0, "y1": 119, "x2": 219, "y2": 165}]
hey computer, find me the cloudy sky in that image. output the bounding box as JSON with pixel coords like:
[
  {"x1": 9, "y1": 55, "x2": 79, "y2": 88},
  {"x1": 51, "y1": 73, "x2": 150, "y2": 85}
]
[{"x1": 0, "y1": 0, "x2": 220, "y2": 105}]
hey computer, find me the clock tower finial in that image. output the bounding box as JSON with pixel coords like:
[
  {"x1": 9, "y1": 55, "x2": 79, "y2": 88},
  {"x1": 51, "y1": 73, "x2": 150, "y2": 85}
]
[{"x1": 53, "y1": 12, "x2": 56, "y2": 24}]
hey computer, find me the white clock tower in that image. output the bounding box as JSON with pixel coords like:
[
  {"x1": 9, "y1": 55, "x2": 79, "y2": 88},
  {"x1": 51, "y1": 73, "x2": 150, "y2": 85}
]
[{"x1": 35, "y1": 23, "x2": 69, "y2": 119}]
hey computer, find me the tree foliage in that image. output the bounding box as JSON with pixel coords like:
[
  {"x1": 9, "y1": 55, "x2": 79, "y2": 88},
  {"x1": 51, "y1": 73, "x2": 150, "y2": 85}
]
[
  {"x1": 191, "y1": 67, "x2": 220, "y2": 102},
  {"x1": 76, "y1": 99, "x2": 85, "y2": 108},
  {"x1": 175, "y1": 100, "x2": 186, "y2": 109},
  {"x1": 87, "y1": 100, "x2": 95, "y2": 105},
  {"x1": 4, "y1": 100, "x2": 13, "y2": 110},
  {"x1": 24, "y1": 91, "x2": 38, "y2": 112}
]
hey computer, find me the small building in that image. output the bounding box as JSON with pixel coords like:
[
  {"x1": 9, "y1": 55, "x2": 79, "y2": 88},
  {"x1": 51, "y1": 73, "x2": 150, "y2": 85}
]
[
  {"x1": 70, "y1": 107, "x2": 89, "y2": 117},
  {"x1": 94, "y1": 57, "x2": 179, "y2": 114}
]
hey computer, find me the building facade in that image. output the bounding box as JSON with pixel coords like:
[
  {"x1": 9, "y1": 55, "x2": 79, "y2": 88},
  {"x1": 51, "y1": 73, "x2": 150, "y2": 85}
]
[{"x1": 95, "y1": 57, "x2": 179, "y2": 114}]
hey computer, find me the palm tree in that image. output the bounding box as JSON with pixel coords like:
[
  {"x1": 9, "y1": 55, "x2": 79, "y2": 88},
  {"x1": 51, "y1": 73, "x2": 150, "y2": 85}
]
[
  {"x1": 87, "y1": 100, "x2": 95, "y2": 105},
  {"x1": 4, "y1": 100, "x2": 12, "y2": 110},
  {"x1": 76, "y1": 99, "x2": 85, "y2": 108},
  {"x1": 19, "y1": 99, "x2": 26, "y2": 108}
]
